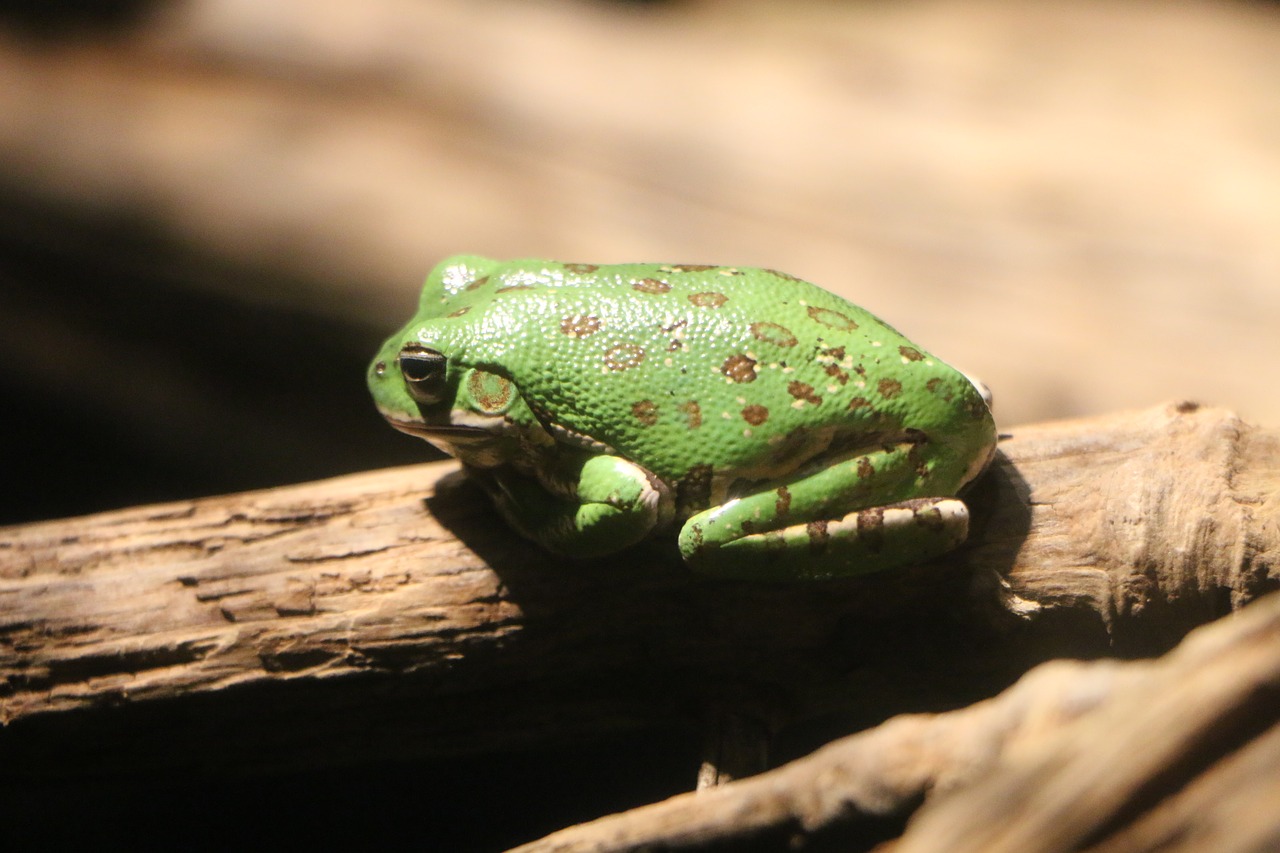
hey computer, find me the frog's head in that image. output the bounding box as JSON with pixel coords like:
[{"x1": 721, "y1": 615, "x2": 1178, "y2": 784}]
[{"x1": 368, "y1": 326, "x2": 534, "y2": 462}]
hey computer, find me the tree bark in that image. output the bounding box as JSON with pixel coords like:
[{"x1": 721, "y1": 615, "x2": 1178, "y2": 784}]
[{"x1": 1, "y1": 402, "x2": 1277, "y2": 776}]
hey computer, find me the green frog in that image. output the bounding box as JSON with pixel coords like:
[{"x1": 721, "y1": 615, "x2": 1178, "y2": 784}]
[{"x1": 369, "y1": 256, "x2": 996, "y2": 580}]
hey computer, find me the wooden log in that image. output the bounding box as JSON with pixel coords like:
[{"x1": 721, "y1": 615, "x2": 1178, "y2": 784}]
[{"x1": 0, "y1": 402, "x2": 1276, "y2": 776}]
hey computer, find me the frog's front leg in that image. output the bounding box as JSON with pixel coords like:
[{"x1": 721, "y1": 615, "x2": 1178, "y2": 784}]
[
  {"x1": 469, "y1": 452, "x2": 675, "y2": 559},
  {"x1": 678, "y1": 440, "x2": 972, "y2": 581}
]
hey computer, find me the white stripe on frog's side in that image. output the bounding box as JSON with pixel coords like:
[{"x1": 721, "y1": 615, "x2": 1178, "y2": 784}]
[
  {"x1": 962, "y1": 372, "x2": 994, "y2": 411},
  {"x1": 960, "y1": 442, "x2": 997, "y2": 491},
  {"x1": 957, "y1": 372, "x2": 996, "y2": 489}
]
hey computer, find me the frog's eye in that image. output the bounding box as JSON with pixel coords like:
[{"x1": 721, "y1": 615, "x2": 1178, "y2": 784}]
[{"x1": 398, "y1": 343, "x2": 448, "y2": 405}]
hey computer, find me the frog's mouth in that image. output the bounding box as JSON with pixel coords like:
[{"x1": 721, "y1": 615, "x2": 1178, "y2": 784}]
[{"x1": 385, "y1": 418, "x2": 494, "y2": 445}]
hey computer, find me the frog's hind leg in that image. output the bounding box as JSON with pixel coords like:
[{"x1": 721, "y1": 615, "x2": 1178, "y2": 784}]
[
  {"x1": 678, "y1": 439, "x2": 973, "y2": 580},
  {"x1": 470, "y1": 453, "x2": 674, "y2": 559},
  {"x1": 690, "y1": 497, "x2": 968, "y2": 580}
]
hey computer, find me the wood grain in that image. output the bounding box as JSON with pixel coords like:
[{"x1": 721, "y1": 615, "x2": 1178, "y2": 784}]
[{"x1": 2, "y1": 403, "x2": 1276, "y2": 776}]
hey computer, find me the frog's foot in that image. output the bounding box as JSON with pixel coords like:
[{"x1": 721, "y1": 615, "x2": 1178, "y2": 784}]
[
  {"x1": 475, "y1": 454, "x2": 674, "y2": 559},
  {"x1": 676, "y1": 435, "x2": 979, "y2": 580},
  {"x1": 681, "y1": 496, "x2": 968, "y2": 581}
]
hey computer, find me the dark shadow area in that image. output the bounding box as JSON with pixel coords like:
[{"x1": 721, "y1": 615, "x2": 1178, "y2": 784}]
[
  {"x1": 0, "y1": 637, "x2": 714, "y2": 849},
  {"x1": 0, "y1": 189, "x2": 435, "y2": 525},
  {"x1": 0, "y1": 0, "x2": 161, "y2": 36},
  {"x1": 1, "y1": 710, "x2": 700, "y2": 852}
]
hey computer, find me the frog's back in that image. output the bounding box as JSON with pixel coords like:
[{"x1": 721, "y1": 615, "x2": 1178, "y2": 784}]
[{"x1": 432, "y1": 258, "x2": 992, "y2": 489}]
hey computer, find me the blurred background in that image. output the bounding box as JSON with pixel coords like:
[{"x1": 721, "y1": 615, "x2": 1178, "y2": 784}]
[
  {"x1": 3, "y1": 0, "x2": 1278, "y2": 526},
  {"x1": 1, "y1": 0, "x2": 1277, "y2": 847}
]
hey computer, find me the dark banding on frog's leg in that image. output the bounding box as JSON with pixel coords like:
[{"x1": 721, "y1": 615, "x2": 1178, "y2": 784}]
[
  {"x1": 684, "y1": 497, "x2": 968, "y2": 581},
  {"x1": 678, "y1": 438, "x2": 974, "y2": 580}
]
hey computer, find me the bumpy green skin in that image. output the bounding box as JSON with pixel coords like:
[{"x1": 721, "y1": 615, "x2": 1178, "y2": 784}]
[{"x1": 369, "y1": 256, "x2": 997, "y2": 580}]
